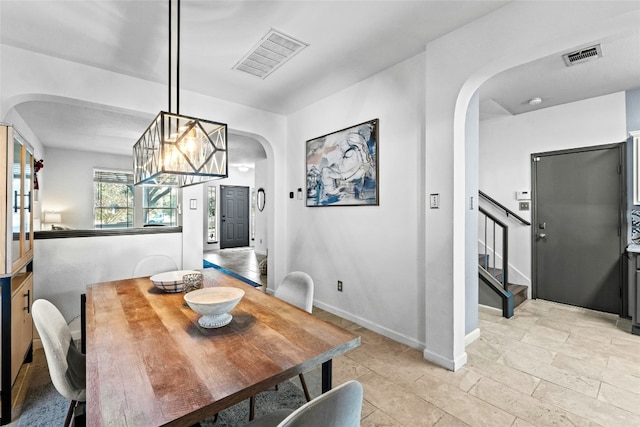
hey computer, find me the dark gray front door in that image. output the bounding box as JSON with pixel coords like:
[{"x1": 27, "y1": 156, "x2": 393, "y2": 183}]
[
  {"x1": 533, "y1": 144, "x2": 623, "y2": 314},
  {"x1": 220, "y1": 185, "x2": 250, "y2": 249}
]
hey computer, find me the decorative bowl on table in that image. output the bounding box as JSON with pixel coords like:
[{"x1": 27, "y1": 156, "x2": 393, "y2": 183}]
[
  {"x1": 182, "y1": 272, "x2": 204, "y2": 292},
  {"x1": 184, "y1": 287, "x2": 245, "y2": 328},
  {"x1": 150, "y1": 270, "x2": 199, "y2": 293}
]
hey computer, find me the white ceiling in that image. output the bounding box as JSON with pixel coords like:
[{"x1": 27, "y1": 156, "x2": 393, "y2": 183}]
[{"x1": 2, "y1": 1, "x2": 639, "y2": 162}]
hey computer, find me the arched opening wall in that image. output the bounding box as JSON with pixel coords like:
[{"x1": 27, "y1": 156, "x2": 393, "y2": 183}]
[{"x1": 424, "y1": 2, "x2": 640, "y2": 370}]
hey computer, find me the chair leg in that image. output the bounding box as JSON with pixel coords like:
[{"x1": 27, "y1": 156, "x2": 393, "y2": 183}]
[
  {"x1": 64, "y1": 400, "x2": 77, "y2": 427},
  {"x1": 249, "y1": 395, "x2": 256, "y2": 421},
  {"x1": 299, "y1": 374, "x2": 311, "y2": 402}
]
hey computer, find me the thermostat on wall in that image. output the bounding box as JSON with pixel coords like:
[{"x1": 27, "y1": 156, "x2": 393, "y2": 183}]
[{"x1": 516, "y1": 191, "x2": 530, "y2": 201}]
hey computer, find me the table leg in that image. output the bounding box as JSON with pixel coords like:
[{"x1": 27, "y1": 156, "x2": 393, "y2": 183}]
[{"x1": 321, "y1": 359, "x2": 332, "y2": 393}]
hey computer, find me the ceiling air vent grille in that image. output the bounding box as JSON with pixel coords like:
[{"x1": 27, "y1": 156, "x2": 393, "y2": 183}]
[
  {"x1": 233, "y1": 29, "x2": 308, "y2": 79},
  {"x1": 562, "y1": 44, "x2": 603, "y2": 66}
]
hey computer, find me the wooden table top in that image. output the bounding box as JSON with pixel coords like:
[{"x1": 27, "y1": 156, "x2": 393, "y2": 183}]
[{"x1": 85, "y1": 270, "x2": 360, "y2": 427}]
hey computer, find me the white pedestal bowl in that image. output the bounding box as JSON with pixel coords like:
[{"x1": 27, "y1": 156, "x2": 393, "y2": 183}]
[{"x1": 184, "y1": 287, "x2": 245, "y2": 328}]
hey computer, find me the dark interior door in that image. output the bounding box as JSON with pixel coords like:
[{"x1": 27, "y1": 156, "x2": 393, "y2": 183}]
[
  {"x1": 220, "y1": 185, "x2": 250, "y2": 249},
  {"x1": 533, "y1": 144, "x2": 623, "y2": 314}
]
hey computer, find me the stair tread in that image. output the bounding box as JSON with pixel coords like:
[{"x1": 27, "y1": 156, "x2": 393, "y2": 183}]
[{"x1": 508, "y1": 284, "x2": 527, "y2": 294}]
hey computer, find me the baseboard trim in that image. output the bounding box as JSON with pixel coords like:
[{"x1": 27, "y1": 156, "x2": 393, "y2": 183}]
[
  {"x1": 423, "y1": 348, "x2": 467, "y2": 372},
  {"x1": 465, "y1": 328, "x2": 480, "y2": 346},
  {"x1": 313, "y1": 300, "x2": 424, "y2": 351}
]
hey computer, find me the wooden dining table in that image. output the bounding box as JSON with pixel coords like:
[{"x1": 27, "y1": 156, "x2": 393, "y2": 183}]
[{"x1": 84, "y1": 269, "x2": 360, "y2": 426}]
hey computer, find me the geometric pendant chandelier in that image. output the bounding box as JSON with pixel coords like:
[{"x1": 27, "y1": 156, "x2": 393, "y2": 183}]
[
  {"x1": 133, "y1": 111, "x2": 227, "y2": 187},
  {"x1": 133, "y1": 0, "x2": 228, "y2": 186}
]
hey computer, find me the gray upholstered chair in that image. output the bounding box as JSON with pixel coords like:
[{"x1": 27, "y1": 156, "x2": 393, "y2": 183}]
[
  {"x1": 32, "y1": 299, "x2": 86, "y2": 427},
  {"x1": 132, "y1": 254, "x2": 178, "y2": 277},
  {"x1": 250, "y1": 271, "x2": 314, "y2": 420},
  {"x1": 245, "y1": 380, "x2": 363, "y2": 427}
]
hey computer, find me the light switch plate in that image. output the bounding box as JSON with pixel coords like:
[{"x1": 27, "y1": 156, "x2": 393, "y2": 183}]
[{"x1": 429, "y1": 194, "x2": 440, "y2": 209}]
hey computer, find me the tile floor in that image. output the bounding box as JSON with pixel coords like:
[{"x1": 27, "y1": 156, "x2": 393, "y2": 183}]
[
  {"x1": 9, "y1": 249, "x2": 640, "y2": 426},
  {"x1": 204, "y1": 248, "x2": 267, "y2": 288}
]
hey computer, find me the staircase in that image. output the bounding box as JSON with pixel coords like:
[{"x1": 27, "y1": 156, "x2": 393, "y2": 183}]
[
  {"x1": 478, "y1": 191, "x2": 531, "y2": 318},
  {"x1": 478, "y1": 254, "x2": 528, "y2": 308}
]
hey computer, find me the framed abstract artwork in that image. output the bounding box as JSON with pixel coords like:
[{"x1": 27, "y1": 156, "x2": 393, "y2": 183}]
[{"x1": 306, "y1": 119, "x2": 379, "y2": 207}]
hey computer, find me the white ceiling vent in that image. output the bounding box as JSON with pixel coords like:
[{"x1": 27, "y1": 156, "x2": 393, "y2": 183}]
[
  {"x1": 562, "y1": 44, "x2": 603, "y2": 67},
  {"x1": 233, "y1": 29, "x2": 308, "y2": 79}
]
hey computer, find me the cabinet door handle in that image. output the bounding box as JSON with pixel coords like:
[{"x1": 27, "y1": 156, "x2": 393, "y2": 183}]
[{"x1": 24, "y1": 289, "x2": 30, "y2": 313}]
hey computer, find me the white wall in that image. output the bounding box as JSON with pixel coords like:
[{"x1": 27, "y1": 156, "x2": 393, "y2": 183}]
[
  {"x1": 42, "y1": 147, "x2": 131, "y2": 229},
  {"x1": 479, "y1": 92, "x2": 628, "y2": 285},
  {"x1": 286, "y1": 53, "x2": 426, "y2": 349},
  {"x1": 34, "y1": 232, "x2": 182, "y2": 323},
  {"x1": 254, "y1": 159, "x2": 268, "y2": 256}
]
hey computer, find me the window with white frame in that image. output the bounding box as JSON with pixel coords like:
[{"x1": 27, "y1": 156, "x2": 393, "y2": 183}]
[
  {"x1": 93, "y1": 169, "x2": 134, "y2": 229},
  {"x1": 143, "y1": 186, "x2": 178, "y2": 226}
]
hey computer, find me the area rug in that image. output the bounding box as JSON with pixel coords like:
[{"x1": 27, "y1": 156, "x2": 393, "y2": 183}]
[
  {"x1": 202, "y1": 260, "x2": 261, "y2": 288},
  {"x1": 19, "y1": 379, "x2": 306, "y2": 426},
  {"x1": 18, "y1": 381, "x2": 68, "y2": 426}
]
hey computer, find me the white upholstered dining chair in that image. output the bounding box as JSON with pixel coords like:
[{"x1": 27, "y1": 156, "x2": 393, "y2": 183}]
[
  {"x1": 245, "y1": 380, "x2": 363, "y2": 427},
  {"x1": 32, "y1": 299, "x2": 86, "y2": 427},
  {"x1": 132, "y1": 254, "x2": 178, "y2": 277},
  {"x1": 249, "y1": 271, "x2": 315, "y2": 420}
]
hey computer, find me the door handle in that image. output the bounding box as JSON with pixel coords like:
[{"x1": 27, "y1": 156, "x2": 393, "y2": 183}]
[
  {"x1": 539, "y1": 233, "x2": 547, "y2": 239},
  {"x1": 24, "y1": 289, "x2": 30, "y2": 313}
]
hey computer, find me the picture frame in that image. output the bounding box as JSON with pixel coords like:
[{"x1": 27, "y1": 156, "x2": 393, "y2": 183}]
[{"x1": 305, "y1": 119, "x2": 379, "y2": 207}]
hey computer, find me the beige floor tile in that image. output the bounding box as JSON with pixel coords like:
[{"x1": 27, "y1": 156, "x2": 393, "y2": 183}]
[
  {"x1": 598, "y1": 382, "x2": 640, "y2": 416},
  {"x1": 482, "y1": 330, "x2": 557, "y2": 365},
  {"x1": 465, "y1": 335, "x2": 507, "y2": 362},
  {"x1": 610, "y1": 334, "x2": 640, "y2": 353},
  {"x1": 524, "y1": 334, "x2": 609, "y2": 365},
  {"x1": 495, "y1": 311, "x2": 541, "y2": 330},
  {"x1": 478, "y1": 311, "x2": 502, "y2": 322},
  {"x1": 545, "y1": 305, "x2": 618, "y2": 326},
  {"x1": 348, "y1": 347, "x2": 430, "y2": 385},
  {"x1": 411, "y1": 374, "x2": 516, "y2": 427},
  {"x1": 512, "y1": 418, "x2": 537, "y2": 427},
  {"x1": 479, "y1": 320, "x2": 527, "y2": 341},
  {"x1": 465, "y1": 352, "x2": 540, "y2": 395},
  {"x1": 314, "y1": 309, "x2": 361, "y2": 331},
  {"x1": 552, "y1": 353, "x2": 640, "y2": 394},
  {"x1": 568, "y1": 335, "x2": 640, "y2": 365},
  {"x1": 403, "y1": 349, "x2": 482, "y2": 392},
  {"x1": 533, "y1": 380, "x2": 640, "y2": 426},
  {"x1": 359, "y1": 372, "x2": 446, "y2": 426},
  {"x1": 361, "y1": 399, "x2": 377, "y2": 419},
  {"x1": 432, "y1": 413, "x2": 470, "y2": 426},
  {"x1": 520, "y1": 330, "x2": 568, "y2": 349},
  {"x1": 501, "y1": 317, "x2": 570, "y2": 341},
  {"x1": 333, "y1": 354, "x2": 373, "y2": 384},
  {"x1": 361, "y1": 409, "x2": 404, "y2": 427},
  {"x1": 551, "y1": 353, "x2": 608, "y2": 377},
  {"x1": 469, "y1": 377, "x2": 593, "y2": 426},
  {"x1": 499, "y1": 352, "x2": 600, "y2": 398},
  {"x1": 607, "y1": 355, "x2": 640, "y2": 377},
  {"x1": 352, "y1": 327, "x2": 412, "y2": 356}
]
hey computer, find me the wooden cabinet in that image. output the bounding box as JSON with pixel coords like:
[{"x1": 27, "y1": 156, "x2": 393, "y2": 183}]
[{"x1": 1, "y1": 124, "x2": 34, "y2": 424}]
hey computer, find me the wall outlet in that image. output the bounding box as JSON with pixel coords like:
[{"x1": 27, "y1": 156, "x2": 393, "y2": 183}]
[{"x1": 337, "y1": 280, "x2": 343, "y2": 292}]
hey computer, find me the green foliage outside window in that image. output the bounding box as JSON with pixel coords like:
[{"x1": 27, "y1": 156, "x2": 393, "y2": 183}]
[
  {"x1": 94, "y1": 178, "x2": 134, "y2": 229},
  {"x1": 144, "y1": 187, "x2": 177, "y2": 226}
]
